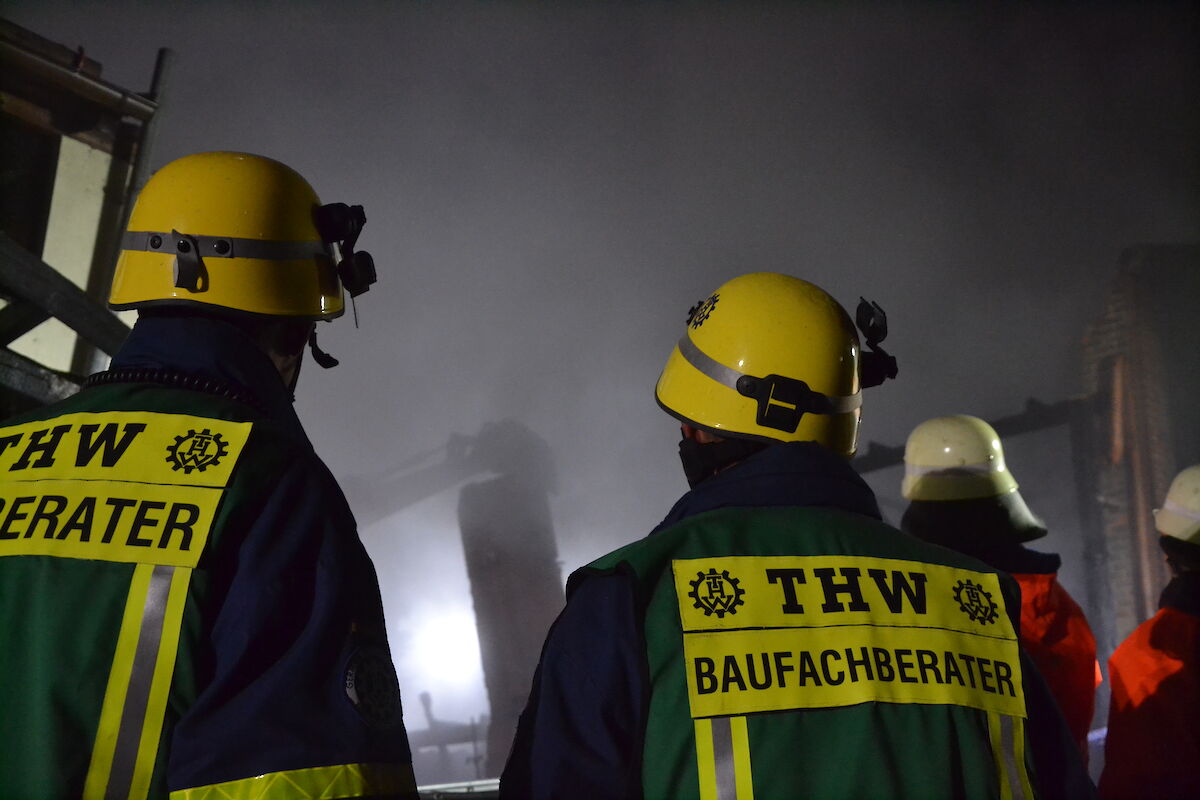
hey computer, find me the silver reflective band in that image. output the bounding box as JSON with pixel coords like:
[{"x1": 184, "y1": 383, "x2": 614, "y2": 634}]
[
  {"x1": 105, "y1": 564, "x2": 173, "y2": 800},
  {"x1": 710, "y1": 716, "x2": 737, "y2": 800},
  {"x1": 999, "y1": 714, "x2": 1028, "y2": 800},
  {"x1": 677, "y1": 336, "x2": 862, "y2": 414},
  {"x1": 1162, "y1": 498, "x2": 1200, "y2": 522},
  {"x1": 903, "y1": 462, "x2": 997, "y2": 479},
  {"x1": 123, "y1": 230, "x2": 328, "y2": 261},
  {"x1": 677, "y1": 335, "x2": 743, "y2": 391}
]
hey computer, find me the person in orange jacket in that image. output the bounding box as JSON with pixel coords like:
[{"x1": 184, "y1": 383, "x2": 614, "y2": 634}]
[
  {"x1": 901, "y1": 415, "x2": 1101, "y2": 756},
  {"x1": 1100, "y1": 464, "x2": 1200, "y2": 799}
]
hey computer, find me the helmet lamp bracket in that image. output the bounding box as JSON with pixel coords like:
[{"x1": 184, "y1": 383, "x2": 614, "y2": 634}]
[
  {"x1": 736, "y1": 373, "x2": 833, "y2": 433},
  {"x1": 315, "y1": 203, "x2": 377, "y2": 298},
  {"x1": 170, "y1": 229, "x2": 207, "y2": 292},
  {"x1": 856, "y1": 297, "x2": 898, "y2": 388}
]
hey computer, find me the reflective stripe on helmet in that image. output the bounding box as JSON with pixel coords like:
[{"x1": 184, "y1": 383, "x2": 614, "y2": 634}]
[
  {"x1": 1162, "y1": 498, "x2": 1200, "y2": 523},
  {"x1": 677, "y1": 335, "x2": 861, "y2": 415},
  {"x1": 903, "y1": 461, "x2": 997, "y2": 478},
  {"x1": 123, "y1": 230, "x2": 329, "y2": 261}
]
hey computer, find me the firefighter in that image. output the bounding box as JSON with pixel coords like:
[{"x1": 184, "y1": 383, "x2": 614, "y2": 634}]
[
  {"x1": 0, "y1": 152, "x2": 416, "y2": 799},
  {"x1": 500, "y1": 273, "x2": 1093, "y2": 799},
  {"x1": 1099, "y1": 464, "x2": 1200, "y2": 799},
  {"x1": 901, "y1": 415, "x2": 1101, "y2": 756}
]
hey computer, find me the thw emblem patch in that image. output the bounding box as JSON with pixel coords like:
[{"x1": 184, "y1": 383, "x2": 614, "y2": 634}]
[
  {"x1": 166, "y1": 429, "x2": 229, "y2": 474},
  {"x1": 688, "y1": 568, "x2": 745, "y2": 618}
]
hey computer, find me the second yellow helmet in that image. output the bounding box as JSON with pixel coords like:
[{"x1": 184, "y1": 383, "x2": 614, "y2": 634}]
[{"x1": 655, "y1": 273, "x2": 863, "y2": 457}]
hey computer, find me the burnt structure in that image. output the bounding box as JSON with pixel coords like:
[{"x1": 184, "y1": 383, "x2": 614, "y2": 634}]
[
  {"x1": 1076, "y1": 245, "x2": 1200, "y2": 652},
  {"x1": 1, "y1": 20, "x2": 168, "y2": 416},
  {"x1": 858, "y1": 244, "x2": 1200, "y2": 664},
  {"x1": 345, "y1": 420, "x2": 563, "y2": 777}
]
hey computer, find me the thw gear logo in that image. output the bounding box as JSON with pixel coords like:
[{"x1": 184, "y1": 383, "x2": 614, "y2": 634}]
[
  {"x1": 953, "y1": 579, "x2": 999, "y2": 625},
  {"x1": 165, "y1": 428, "x2": 228, "y2": 474},
  {"x1": 688, "y1": 567, "x2": 745, "y2": 618},
  {"x1": 686, "y1": 293, "x2": 720, "y2": 329}
]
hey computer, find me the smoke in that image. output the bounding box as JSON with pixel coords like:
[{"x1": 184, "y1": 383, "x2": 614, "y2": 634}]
[{"x1": 8, "y1": 0, "x2": 1198, "y2": 780}]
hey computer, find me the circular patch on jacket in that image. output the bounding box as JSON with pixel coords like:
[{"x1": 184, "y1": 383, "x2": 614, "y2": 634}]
[
  {"x1": 688, "y1": 567, "x2": 745, "y2": 618},
  {"x1": 344, "y1": 645, "x2": 402, "y2": 728},
  {"x1": 165, "y1": 429, "x2": 228, "y2": 473},
  {"x1": 952, "y1": 579, "x2": 999, "y2": 625}
]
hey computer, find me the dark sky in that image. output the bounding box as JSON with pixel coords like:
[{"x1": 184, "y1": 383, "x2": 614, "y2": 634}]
[{"x1": 9, "y1": 0, "x2": 1199, "y2": 759}]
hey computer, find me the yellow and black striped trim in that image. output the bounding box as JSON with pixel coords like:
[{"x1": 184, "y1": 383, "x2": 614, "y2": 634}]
[
  {"x1": 695, "y1": 716, "x2": 754, "y2": 800},
  {"x1": 83, "y1": 563, "x2": 193, "y2": 800},
  {"x1": 987, "y1": 710, "x2": 1035, "y2": 800}
]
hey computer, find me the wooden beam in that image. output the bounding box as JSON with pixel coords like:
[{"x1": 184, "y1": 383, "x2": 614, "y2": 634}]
[
  {"x1": 0, "y1": 300, "x2": 50, "y2": 345},
  {"x1": 856, "y1": 397, "x2": 1086, "y2": 474},
  {"x1": 0, "y1": 346, "x2": 80, "y2": 405},
  {"x1": 0, "y1": 232, "x2": 129, "y2": 356}
]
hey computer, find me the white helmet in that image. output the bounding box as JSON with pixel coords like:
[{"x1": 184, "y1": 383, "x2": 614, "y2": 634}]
[
  {"x1": 1156, "y1": 465, "x2": 1200, "y2": 545},
  {"x1": 902, "y1": 415, "x2": 1017, "y2": 501}
]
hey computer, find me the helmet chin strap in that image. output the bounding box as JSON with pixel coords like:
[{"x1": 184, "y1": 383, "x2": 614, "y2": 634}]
[{"x1": 308, "y1": 328, "x2": 340, "y2": 369}]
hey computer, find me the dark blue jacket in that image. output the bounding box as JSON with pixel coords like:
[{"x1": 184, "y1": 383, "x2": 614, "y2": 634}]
[
  {"x1": 500, "y1": 441, "x2": 1092, "y2": 799},
  {"x1": 0, "y1": 314, "x2": 415, "y2": 798}
]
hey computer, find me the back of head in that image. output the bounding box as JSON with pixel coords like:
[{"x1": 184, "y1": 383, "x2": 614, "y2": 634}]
[
  {"x1": 655, "y1": 273, "x2": 867, "y2": 457},
  {"x1": 1157, "y1": 464, "x2": 1200, "y2": 571}
]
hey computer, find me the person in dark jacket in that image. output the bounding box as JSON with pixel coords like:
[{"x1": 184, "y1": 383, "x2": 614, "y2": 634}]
[
  {"x1": 901, "y1": 415, "x2": 1101, "y2": 757},
  {"x1": 501, "y1": 273, "x2": 1093, "y2": 799},
  {"x1": 1100, "y1": 464, "x2": 1200, "y2": 800},
  {"x1": 0, "y1": 152, "x2": 415, "y2": 799}
]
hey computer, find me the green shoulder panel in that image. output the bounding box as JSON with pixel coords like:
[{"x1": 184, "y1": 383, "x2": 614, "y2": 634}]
[
  {"x1": 0, "y1": 383, "x2": 306, "y2": 798},
  {"x1": 578, "y1": 505, "x2": 1035, "y2": 799}
]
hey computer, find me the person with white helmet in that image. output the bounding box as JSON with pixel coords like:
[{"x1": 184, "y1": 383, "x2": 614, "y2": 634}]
[
  {"x1": 500, "y1": 273, "x2": 1092, "y2": 799},
  {"x1": 1100, "y1": 464, "x2": 1200, "y2": 799},
  {"x1": 901, "y1": 415, "x2": 1101, "y2": 757},
  {"x1": 0, "y1": 152, "x2": 415, "y2": 798}
]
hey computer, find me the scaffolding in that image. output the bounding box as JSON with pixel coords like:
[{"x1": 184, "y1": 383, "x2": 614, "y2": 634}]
[{"x1": 0, "y1": 19, "x2": 171, "y2": 416}]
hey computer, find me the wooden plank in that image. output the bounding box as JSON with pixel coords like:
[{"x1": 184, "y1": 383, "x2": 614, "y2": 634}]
[
  {"x1": 0, "y1": 300, "x2": 50, "y2": 345},
  {"x1": 0, "y1": 346, "x2": 80, "y2": 405},
  {"x1": 856, "y1": 397, "x2": 1085, "y2": 474},
  {"x1": 0, "y1": 232, "x2": 129, "y2": 356}
]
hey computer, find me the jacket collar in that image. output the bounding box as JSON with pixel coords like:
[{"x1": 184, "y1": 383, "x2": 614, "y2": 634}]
[
  {"x1": 110, "y1": 314, "x2": 308, "y2": 442},
  {"x1": 968, "y1": 545, "x2": 1061, "y2": 576},
  {"x1": 1160, "y1": 571, "x2": 1200, "y2": 616},
  {"x1": 653, "y1": 440, "x2": 882, "y2": 533}
]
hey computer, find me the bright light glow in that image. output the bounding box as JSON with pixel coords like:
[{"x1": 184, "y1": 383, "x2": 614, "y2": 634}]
[{"x1": 408, "y1": 608, "x2": 483, "y2": 691}]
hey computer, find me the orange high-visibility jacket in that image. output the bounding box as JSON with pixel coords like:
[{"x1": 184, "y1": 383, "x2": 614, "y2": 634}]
[
  {"x1": 1013, "y1": 572, "x2": 1101, "y2": 756},
  {"x1": 1100, "y1": 575, "x2": 1200, "y2": 800}
]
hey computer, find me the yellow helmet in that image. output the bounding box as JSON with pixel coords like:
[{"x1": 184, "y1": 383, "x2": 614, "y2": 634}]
[
  {"x1": 110, "y1": 151, "x2": 374, "y2": 319},
  {"x1": 901, "y1": 415, "x2": 1018, "y2": 501},
  {"x1": 654, "y1": 273, "x2": 864, "y2": 456},
  {"x1": 1156, "y1": 464, "x2": 1200, "y2": 544}
]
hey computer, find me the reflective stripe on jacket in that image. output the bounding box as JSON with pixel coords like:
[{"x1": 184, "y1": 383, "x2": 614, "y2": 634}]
[
  {"x1": 502, "y1": 441, "x2": 1095, "y2": 799},
  {"x1": 587, "y1": 503, "x2": 1038, "y2": 799},
  {"x1": 0, "y1": 315, "x2": 415, "y2": 799}
]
